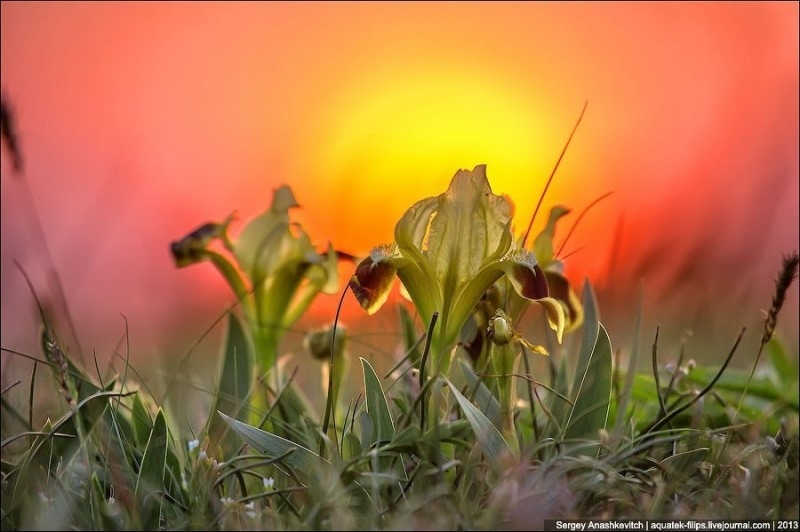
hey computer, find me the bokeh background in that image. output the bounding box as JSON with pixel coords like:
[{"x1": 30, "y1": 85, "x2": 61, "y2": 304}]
[{"x1": 2, "y1": 3, "x2": 798, "y2": 393}]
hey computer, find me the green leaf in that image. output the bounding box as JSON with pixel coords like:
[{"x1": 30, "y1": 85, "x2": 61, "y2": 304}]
[
  {"x1": 546, "y1": 355, "x2": 571, "y2": 439},
  {"x1": 218, "y1": 411, "x2": 327, "y2": 477},
  {"x1": 767, "y1": 338, "x2": 798, "y2": 387},
  {"x1": 207, "y1": 314, "x2": 253, "y2": 455},
  {"x1": 563, "y1": 323, "x2": 613, "y2": 446},
  {"x1": 130, "y1": 392, "x2": 153, "y2": 448},
  {"x1": 135, "y1": 408, "x2": 168, "y2": 530},
  {"x1": 400, "y1": 305, "x2": 423, "y2": 365},
  {"x1": 360, "y1": 358, "x2": 395, "y2": 445},
  {"x1": 21, "y1": 390, "x2": 118, "y2": 470},
  {"x1": 444, "y1": 377, "x2": 516, "y2": 469},
  {"x1": 685, "y1": 366, "x2": 799, "y2": 411},
  {"x1": 612, "y1": 287, "x2": 643, "y2": 439},
  {"x1": 457, "y1": 358, "x2": 502, "y2": 430},
  {"x1": 570, "y1": 281, "x2": 600, "y2": 400}
]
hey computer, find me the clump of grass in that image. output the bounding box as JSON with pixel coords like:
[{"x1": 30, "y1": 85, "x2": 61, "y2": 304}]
[{"x1": 3, "y1": 204, "x2": 797, "y2": 530}]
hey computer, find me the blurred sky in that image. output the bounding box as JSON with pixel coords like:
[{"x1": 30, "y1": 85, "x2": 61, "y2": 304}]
[{"x1": 1, "y1": 2, "x2": 798, "y2": 373}]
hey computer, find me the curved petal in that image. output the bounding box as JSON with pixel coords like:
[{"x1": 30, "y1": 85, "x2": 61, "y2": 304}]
[
  {"x1": 426, "y1": 165, "x2": 513, "y2": 289},
  {"x1": 170, "y1": 214, "x2": 235, "y2": 268},
  {"x1": 394, "y1": 196, "x2": 439, "y2": 285},
  {"x1": 395, "y1": 262, "x2": 441, "y2": 328},
  {"x1": 234, "y1": 186, "x2": 303, "y2": 283},
  {"x1": 348, "y1": 246, "x2": 398, "y2": 315},
  {"x1": 544, "y1": 270, "x2": 584, "y2": 332},
  {"x1": 445, "y1": 266, "x2": 505, "y2": 350},
  {"x1": 499, "y1": 250, "x2": 549, "y2": 301},
  {"x1": 535, "y1": 296, "x2": 566, "y2": 344},
  {"x1": 495, "y1": 250, "x2": 566, "y2": 342}
]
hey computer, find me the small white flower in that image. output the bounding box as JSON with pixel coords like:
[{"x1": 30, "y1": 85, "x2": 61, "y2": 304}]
[
  {"x1": 187, "y1": 439, "x2": 200, "y2": 452},
  {"x1": 198, "y1": 450, "x2": 208, "y2": 461},
  {"x1": 263, "y1": 476, "x2": 275, "y2": 489},
  {"x1": 108, "y1": 496, "x2": 116, "y2": 506},
  {"x1": 244, "y1": 502, "x2": 255, "y2": 511},
  {"x1": 220, "y1": 497, "x2": 235, "y2": 506}
]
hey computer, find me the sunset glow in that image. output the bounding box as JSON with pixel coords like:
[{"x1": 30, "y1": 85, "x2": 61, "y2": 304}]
[{"x1": 1, "y1": 2, "x2": 797, "y2": 364}]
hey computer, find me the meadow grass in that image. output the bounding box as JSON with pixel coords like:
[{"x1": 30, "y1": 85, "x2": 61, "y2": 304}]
[{"x1": 1, "y1": 214, "x2": 797, "y2": 530}]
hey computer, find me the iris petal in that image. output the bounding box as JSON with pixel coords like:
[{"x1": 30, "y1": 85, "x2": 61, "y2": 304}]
[{"x1": 349, "y1": 248, "x2": 398, "y2": 315}]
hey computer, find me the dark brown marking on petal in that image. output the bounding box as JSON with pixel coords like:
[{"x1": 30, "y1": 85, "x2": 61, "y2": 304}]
[
  {"x1": 348, "y1": 257, "x2": 396, "y2": 314},
  {"x1": 544, "y1": 271, "x2": 579, "y2": 324},
  {"x1": 515, "y1": 262, "x2": 550, "y2": 300}
]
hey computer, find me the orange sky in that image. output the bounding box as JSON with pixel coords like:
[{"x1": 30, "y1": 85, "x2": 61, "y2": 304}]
[{"x1": 1, "y1": 2, "x2": 798, "y2": 366}]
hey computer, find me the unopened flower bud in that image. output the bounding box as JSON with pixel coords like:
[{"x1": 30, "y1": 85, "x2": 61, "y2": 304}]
[
  {"x1": 488, "y1": 309, "x2": 514, "y2": 346},
  {"x1": 305, "y1": 324, "x2": 347, "y2": 361}
]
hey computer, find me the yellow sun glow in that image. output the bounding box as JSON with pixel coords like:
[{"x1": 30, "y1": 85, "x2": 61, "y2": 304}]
[{"x1": 303, "y1": 68, "x2": 564, "y2": 255}]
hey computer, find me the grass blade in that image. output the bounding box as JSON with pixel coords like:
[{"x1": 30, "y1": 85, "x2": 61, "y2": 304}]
[
  {"x1": 570, "y1": 281, "x2": 599, "y2": 399},
  {"x1": 444, "y1": 377, "x2": 516, "y2": 469},
  {"x1": 135, "y1": 408, "x2": 168, "y2": 530},
  {"x1": 399, "y1": 304, "x2": 424, "y2": 366},
  {"x1": 131, "y1": 392, "x2": 153, "y2": 448},
  {"x1": 564, "y1": 323, "x2": 613, "y2": 446},
  {"x1": 612, "y1": 285, "x2": 643, "y2": 438},
  {"x1": 360, "y1": 358, "x2": 395, "y2": 445},
  {"x1": 218, "y1": 411, "x2": 327, "y2": 477},
  {"x1": 457, "y1": 358, "x2": 501, "y2": 430},
  {"x1": 207, "y1": 314, "x2": 253, "y2": 455}
]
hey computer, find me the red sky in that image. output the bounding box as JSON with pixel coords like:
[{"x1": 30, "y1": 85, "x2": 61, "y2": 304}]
[{"x1": 1, "y1": 2, "x2": 798, "y2": 370}]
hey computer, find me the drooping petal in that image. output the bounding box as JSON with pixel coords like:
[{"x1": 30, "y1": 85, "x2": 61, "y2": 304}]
[
  {"x1": 494, "y1": 249, "x2": 565, "y2": 342},
  {"x1": 170, "y1": 214, "x2": 235, "y2": 268},
  {"x1": 535, "y1": 296, "x2": 567, "y2": 344},
  {"x1": 499, "y1": 250, "x2": 549, "y2": 301},
  {"x1": 544, "y1": 270, "x2": 584, "y2": 332},
  {"x1": 447, "y1": 248, "x2": 548, "y2": 351},
  {"x1": 348, "y1": 245, "x2": 398, "y2": 315}
]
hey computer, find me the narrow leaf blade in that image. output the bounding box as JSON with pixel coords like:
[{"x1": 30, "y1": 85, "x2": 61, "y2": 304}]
[
  {"x1": 360, "y1": 357, "x2": 395, "y2": 445},
  {"x1": 207, "y1": 314, "x2": 253, "y2": 454},
  {"x1": 218, "y1": 411, "x2": 326, "y2": 477},
  {"x1": 135, "y1": 408, "x2": 168, "y2": 529},
  {"x1": 458, "y1": 358, "x2": 502, "y2": 430},
  {"x1": 564, "y1": 323, "x2": 613, "y2": 445},
  {"x1": 444, "y1": 378, "x2": 516, "y2": 469}
]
